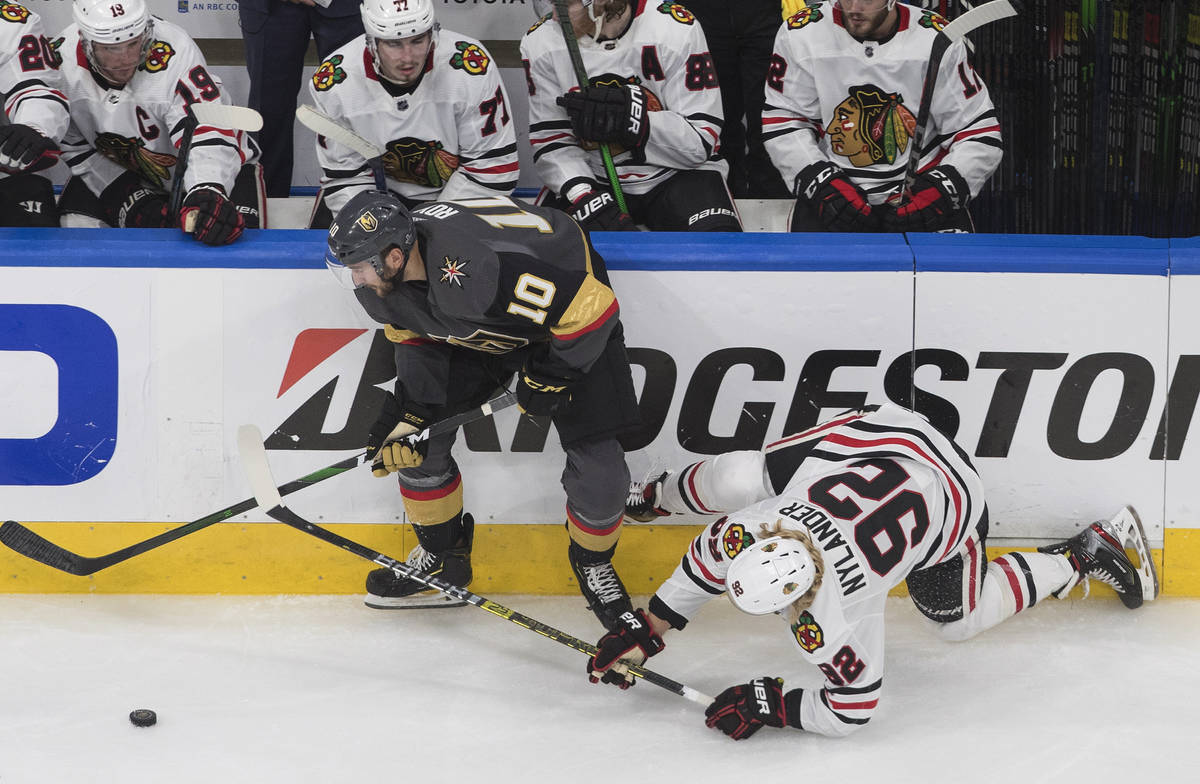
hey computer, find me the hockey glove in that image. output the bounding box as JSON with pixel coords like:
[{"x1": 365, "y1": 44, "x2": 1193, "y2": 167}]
[
  {"x1": 882, "y1": 166, "x2": 969, "y2": 232},
  {"x1": 180, "y1": 184, "x2": 245, "y2": 245},
  {"x1": 587, "y1": 609, "x2": 666, "y2": 689},
  {"x1": 517, "y1": 365, "x2": 572, "y2": 418},
  {"x1": 795, "y1": 161, "x2": 877, "y2": 232},
  {"x1": 0, "y1": 124, "x2": 60, "y2": 173},
  {"x1": 556, "y1": 84, "x2": 651, "y2": 151},
  {"x1": 704, "y1": 677, "x2": 789, "y2": 741},
  {"x1": 366, "y1": 393, "x2": 434, "y2": 476},
  {"x1": 564, "y1": 178, "x2": 635, "y2": 232}
]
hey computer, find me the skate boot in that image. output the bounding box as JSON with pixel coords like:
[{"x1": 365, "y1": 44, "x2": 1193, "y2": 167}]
[
  {"x1": 569, "y1": 541, "x2": 634, "y2": 630},
  {"x1": 625, "y1": 471, "x2": 671, "y2": 522},
  {"x1": 365, "y1": 514, "x2": 474, "y2": 609},
  {"x1": 1037, "y1": 506, "x2": 1159, "y2": 609}
]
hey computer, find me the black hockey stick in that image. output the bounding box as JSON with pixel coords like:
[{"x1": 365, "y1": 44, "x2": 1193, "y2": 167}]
[
  {"x1": 237, "y1": 423, "x2": 714, "y2": 707},
  {"x1": 903, "y1": 0, "x2": 1019, "y2": 194},
  {"x1": 0, "y1": 391, "x2": 518, "y2": 576},
  {"x1": 167, "y1": 103, "x2": 263, "y2": 230},
  {"x1": 551, "y1": 0, "x2": 629, "y2": 213}
]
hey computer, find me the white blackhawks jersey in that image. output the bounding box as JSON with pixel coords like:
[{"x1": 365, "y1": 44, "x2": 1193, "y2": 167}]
[
  {"x1": 763, "y1": 2, "x2": 1002, "y2": 204},
  {"x1": 310, "y1": 30, "x2": 519, "y2": 215},
  {"x1": 654, "y1": 404, "x2": 986, "y2": 737},
  {"x1": 58, "y1": 18, "x2": 257, "y2": 197},
  {"x1": 520, "y1": 2, "x2": 727, "y2": 196},
  {"x1": 1, "y1": 3, "x2": 70, "y2": 177}
]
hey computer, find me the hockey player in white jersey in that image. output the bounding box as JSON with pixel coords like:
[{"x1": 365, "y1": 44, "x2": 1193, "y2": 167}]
[
  {"x1": 306, "y1": 0, "x2": 519, "y2": 228},
  {"x1": 56, "y1": 0, "x2": 263, "y2": 245},
  {"x1": 763, "y1": 1, "x2": 1002, "y2": 232},
  {"x1": 588, "y1": 404, "x2": 1158, "y2": 739},
  {"x1": 521, "y1": 0, "x2": 742, "y2": 232},
  {"x1": 0, "y1": 2, "x2": 69, "y2": 227}
]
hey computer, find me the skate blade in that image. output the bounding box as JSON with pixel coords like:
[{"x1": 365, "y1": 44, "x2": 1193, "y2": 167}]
[
  {"x1": 1110, "y1": 506, "x2": 1160, "y2": 602},
  {"x1": 364, "y1": 590, "x2": 469, "y2": 610}
]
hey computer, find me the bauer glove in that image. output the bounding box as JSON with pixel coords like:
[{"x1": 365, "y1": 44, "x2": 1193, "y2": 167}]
[
  {"x1": 882, "y1": 165, "x2": 970, "y2": 232},
  {"x1": 557, "y1": 84, "x2": 651, "y2": 151},
  {"x1": 795, "y1": 161, "x2": 877, "y2": 232},
  {"x1": 102, "y1": 172, "x2": 171, "y2": 228},
  {"x1": 704, "y1": 677, "x2": 790, "y2": 740},
  {"x1": 180, "y1": 184, "x2": 245, "y2": 245},
  {"x1": 563, "y1": 178, "x2": 635, "y2": 232},
  {"x1": 587, "y1": 609, "x2": 666, "y2": 689}
]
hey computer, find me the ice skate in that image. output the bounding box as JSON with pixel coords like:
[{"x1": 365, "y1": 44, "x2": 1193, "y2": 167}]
[
  {"x1": 569, "y1": 541, "x2": 633, "y2": 630},
  {"x1": 625, "y1": 471, "x2": 670, "y2": 522},
  {"x1": 1038, "y1": 506, "x2": 1158, "y2": 609},
  {"x1": 365, "y1": 514, "x2": 474, "y2": 609}
]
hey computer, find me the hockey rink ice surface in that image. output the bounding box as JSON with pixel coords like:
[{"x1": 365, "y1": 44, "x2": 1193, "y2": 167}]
[{"x1": 2, "y1": 593, "x2": 1197, "y2": 783}]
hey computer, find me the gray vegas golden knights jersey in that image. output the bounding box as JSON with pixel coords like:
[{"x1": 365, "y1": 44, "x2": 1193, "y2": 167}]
[{"x1": 353, "y1": 197, "x2": 619, "y2": 407}]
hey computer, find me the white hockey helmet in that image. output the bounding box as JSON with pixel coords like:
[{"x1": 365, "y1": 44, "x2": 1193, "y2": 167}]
[
  {"x1": 73, "y1": 0, "x2": 153, "y2": 45},
  {"x1": 726, "y1": 535, "x2": 817, "y2": 616},
  {"x1": 360, "y1": 0, "x2": 437, "y2": 41}
]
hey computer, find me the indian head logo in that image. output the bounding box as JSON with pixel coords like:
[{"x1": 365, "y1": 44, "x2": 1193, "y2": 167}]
[
  {"x1": 0, "y1": 3, "x2": 30, "y2": 23},
  {"x1": 312, "y1": 55, "x2": 347, "y2": 92},
  {"x1": 722, "y1": 523, "x2": 755, "y2": 559},
  {"x1": 142, "y1": 41, "x2": 174, "y2": 73},
  {"x1": 791, "y1": 611, "x2": 824, "y2": 653},
  {"x1": 828, "y1": 83, "x2": 915, "y2": 167},
  {"x1": 786, "y1": 5, "x2": 823, "y2": 29},
  {"x1": 382, "y1": 137, "x2": 459, "y2": 188},
  {"x1": 94, "y1": 132, "x2": 176, "y2": 187},
  {"x1": 656, "y1": 2, "x2": 694, "y2": 24},
  {"x1": 449, "y1": 41, "x2": 489, "y2": 75},
  {"x1": 919, "y1": 10, "x2": 949, "y2": 32}
]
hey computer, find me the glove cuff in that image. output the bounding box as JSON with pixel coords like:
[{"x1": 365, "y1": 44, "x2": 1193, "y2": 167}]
[
  {"x1": 562, "y1": 177, "x2": 600, "y2": 204},
  {"x1": 929, "y1": 165, "x2": 970, "y2": 210},
  {"x1": 783, "y1": 688, "x2": 804, "y2": 730},
  {"x1": 795, "y1": 161, "x2": 843, "y2": 201}
]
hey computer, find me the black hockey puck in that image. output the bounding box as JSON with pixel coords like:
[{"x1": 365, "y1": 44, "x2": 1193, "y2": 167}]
[{"x1": 129, "y1": 709, "x2": 157, "y2": 727}]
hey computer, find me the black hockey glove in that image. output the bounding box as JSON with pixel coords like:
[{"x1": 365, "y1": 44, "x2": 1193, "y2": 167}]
[
  {"x1": 704, "y1": 677, "x2": 789, "y2": 741},
  {"x1": 882, "y1": 166, "x2": 970, "y2": 232},
  {"x1": 556, "y1": 84, "x2": 651, "y2": 150},
  {"x1": 180, "y1": 184, "x2": 245, "y2": 245},
  {"x1": 564, "y1": 178, "x2": 635, "y2": 232},
  {"x1": 366, "y1": 393, "x2": 434, "y2": 476},
  {"x1": 517, "y1": 364, "x2": 572, "y2": 418},
  {"x1": 0, "y1": 124, "x2": 60, "y2": 173},
  {"x1": 587, "y1": 609, "x2": 666, "y2": 689},
  {"x1": 113, "y1": 184, "x2": 171, "y2": 228},
  {"x1": 795, "y1": 161, "x2": 877, "y2": 232}
]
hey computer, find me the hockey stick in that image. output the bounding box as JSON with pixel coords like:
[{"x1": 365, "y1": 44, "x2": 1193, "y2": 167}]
[
  {"x1": 0, "y1": 391, "x2": 518, "y2": 576},
  {"x1": 237, "y1": 423, "x2": 714, "y2": 707},
  {"x1": 168, "y1": 103, "x2": 264, "y2": 231},
  {"x1": 296, "y1": 104, "x2": 387, "y2": 192},
  {"x1": 551, "y1": 0, "x2": 629, "y2": 213},
  {"x1": 903, "y1": 0, "x2": 1019, "y2": 194}
]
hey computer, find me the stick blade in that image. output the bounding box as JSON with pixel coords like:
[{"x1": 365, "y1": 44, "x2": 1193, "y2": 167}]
[
  {"x1": 942, "y1": 0, "x2": 1018, "y2": 42},
  {"x1": 0, "y1": 520, "x2": 92, "y2": 575},
  {"x1": 236, "y1": 425, "x2": 285, "y2": 511},
  {"x1": 295, "y1": 104, "x2": 385, "y2": 160},
  {"x1": 190, "y1": 103, "x2": 264, "y2": 132}
]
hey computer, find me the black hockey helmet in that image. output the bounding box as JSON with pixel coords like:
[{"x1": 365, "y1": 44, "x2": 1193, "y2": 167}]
[{"x1": 325, "y1": 190, "x2": 417, "y2": 279}]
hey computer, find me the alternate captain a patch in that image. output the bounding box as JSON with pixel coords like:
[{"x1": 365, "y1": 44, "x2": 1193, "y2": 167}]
[
  {"x1": 792, "y1": 611, "x2": 824, "y2": 653},
  {"x1": 440, "y1": 256, "x2": 469, "y2": 287}
]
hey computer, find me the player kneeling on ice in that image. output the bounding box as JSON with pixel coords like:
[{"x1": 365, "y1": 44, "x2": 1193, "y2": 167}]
[
  {"x1": 56, "y1": 0, "x2": 264, "y2": 244},
  {"x1": 588, "y1": 403, "x2": 1158, "y2": 739}
]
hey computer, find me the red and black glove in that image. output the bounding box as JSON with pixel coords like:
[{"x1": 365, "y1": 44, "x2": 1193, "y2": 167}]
[
  {"x1": 795, "y1": 161, "x2": 877, "y2": 232},
  {"x1": 882, "y1": 166, "x2": 970, "y2": 232},
  {"x1": 556, "y1": 84, "x2": 651, "y2": 150},
  {"x1": 180, "y1": 184, "x2": 245, "y2": 245},
  {"x1": 0, "y1": 124, "x2": 60, "y2": 173},
  {"x1": 587, "y1": 609, "x2": 665, "y2": 689},
  {"x1": 563, "y1": 178, "x2": 635, "y2": 232},
  {"x1": 517, "y1": 364, "x2": 573, "y2": 418},
  {"x1": 102, "y1": 172, "x2": 171, "y2": 229},
  {"x1": 704, "y1": 677, "x2": 789, "y2": 740}
]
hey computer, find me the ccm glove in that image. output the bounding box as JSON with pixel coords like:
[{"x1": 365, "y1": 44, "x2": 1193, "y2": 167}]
[
  {"x1": 564, "y1": 178, "x2": 635, "y2": 232},
  {"x1": 556, "y1": 84, "x2": 651, "y2": 150},
  {"x1": 517, "y1": 365, "x2": 572, "y2": 417},
  {"x1": 882, "y1": 166, "x2": 970, "y2": 231},
  {"x1": 0, "y1": 124, "x2": 60, "y2": 173},
  {"x1": 704, "y1": 677, "x2": 789, "y2": 741},
  {"x1": 366, "y1": 393, "x2": 433, "y2": 476},
  {"x1": 587, "y1": 609, "x2": 666, "y2": 689},
  {"x1": 795, "y1": 161, "x2": 877, "y2": 231},
  {"x1": 180, "y1": 184, "x2": 245, "y2": 245}
]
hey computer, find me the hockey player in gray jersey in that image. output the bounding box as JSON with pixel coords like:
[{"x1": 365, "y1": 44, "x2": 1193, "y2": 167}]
[
  {"x1": 325, "y1": 192, "x2": 642, "y2": 630},
  {"x1": 521, "y1": 0, "x2": 742, "y2": 232},
  {"x1": 0, "y1": 2, "x2": 69, "y2": 227},
  {"x1": 587, "y1": 404, "x2": 1158, "y2": 738},
  {"x1": 764, "y1": 0, "x2": 1002, "y2": 232}
]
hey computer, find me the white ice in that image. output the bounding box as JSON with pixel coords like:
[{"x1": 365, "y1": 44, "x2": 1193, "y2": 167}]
[{"x1": 2, "y1": 593, "x2": 1197, "y2": 783}]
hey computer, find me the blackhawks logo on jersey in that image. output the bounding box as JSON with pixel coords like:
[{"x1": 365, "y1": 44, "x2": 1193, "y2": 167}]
[
  {"x1": 792, "y1": 611, "x2": 824, "y2": 653},
  {"x1": 918, "y1": 9, "x2": 949, "y2": 33},
  {"x1": 656, "y1": 2, "x2": 694, "y2": 24},
  {"x1": 828, "y1": 83, "x2": 915, "y2": 167},
  {"x1": 381, "y1": 137, "x2": 459, "y2": 188},
  {"x1": 722, "y1": 523, "x2": 755, "y2": 559},
  {"x1": 0, "y1": 3, "x2": 30, "y2": 24},
  {"x1": 141, "y1": 41, "x2": 174, "y2": 73},
  {"x1": 95, "y1": 132, "x2": 176, "y2": 188},
  {"x1": 439, "y1": 256, "x2": 469, "y2": 287},
  {"x1": 312, "y1": 54, "x2": 347, "y2": 92},
  {"x1": 450, "y1": 41, "x2": 490, "y2": 75},
  {"x1": 786, "y1": 5, "x2": 823, "y2": 29}
]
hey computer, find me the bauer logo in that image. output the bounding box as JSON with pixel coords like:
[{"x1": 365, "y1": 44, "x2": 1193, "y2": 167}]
[{"x1": 0, "y1": 305, "x2": 118, "y2": 485}]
